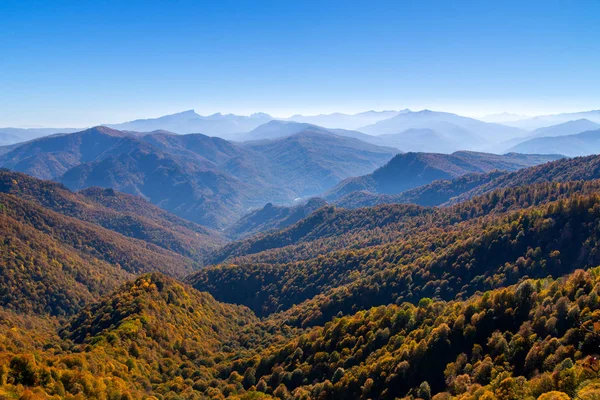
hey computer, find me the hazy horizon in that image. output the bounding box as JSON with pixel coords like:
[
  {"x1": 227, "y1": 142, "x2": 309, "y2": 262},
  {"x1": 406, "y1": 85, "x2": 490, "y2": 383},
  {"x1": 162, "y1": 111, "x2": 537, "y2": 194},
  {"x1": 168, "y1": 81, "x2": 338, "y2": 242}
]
[
  {"x1": 2, "y1": 0, "x2": 599, "y2": 127},
  {"x1": 4, "y1": 106, "x2": 600, "y2": 130}
]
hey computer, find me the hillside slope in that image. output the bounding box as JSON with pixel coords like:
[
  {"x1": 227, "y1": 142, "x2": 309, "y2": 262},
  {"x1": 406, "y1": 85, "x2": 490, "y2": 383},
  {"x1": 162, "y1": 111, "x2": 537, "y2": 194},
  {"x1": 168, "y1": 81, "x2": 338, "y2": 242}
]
[
  {"x1": 325, "y1": 151, "x2": 561, "y2": 201},
  {"x1": 0, "y1": 170, "x2": 225, "y2": 262},
  {"x1": 191, "y1": 181, "x2": 600, "y2": 325}
]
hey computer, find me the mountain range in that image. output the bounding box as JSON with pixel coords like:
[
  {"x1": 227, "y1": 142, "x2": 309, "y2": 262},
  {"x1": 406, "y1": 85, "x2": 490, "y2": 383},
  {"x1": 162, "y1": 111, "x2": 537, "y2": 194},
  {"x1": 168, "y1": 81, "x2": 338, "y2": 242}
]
[
  {"x1": 357, "y1": 109, "x2": 527, "y2": 144},
  {"x1": 0, "y1": 126, "x2": 397, "y2": 228},
  {"x1": 4, "y1": 108, "x2": 600, "y2": 157},
  {"x1": 0, "y1": 127, "x2": 80, "y2": 146},
  {"x1": 106, "y1": 109, "x2": 273, "y2": 138},
  {"x1": 508, "y1": 129, "x2": 600, "y2": 157},
  {"x1": 325, "y1": 151, "x2": 562, "y2": 200},
  {"x1": 500, "y1": 109, "x2": 600, "y2": 130},
  {"x1": 284, "y1": 109, "x2": 406, "y2": 130},
  {"x1": 4, "y1": 130, "x2": 600, "y2": 398}
]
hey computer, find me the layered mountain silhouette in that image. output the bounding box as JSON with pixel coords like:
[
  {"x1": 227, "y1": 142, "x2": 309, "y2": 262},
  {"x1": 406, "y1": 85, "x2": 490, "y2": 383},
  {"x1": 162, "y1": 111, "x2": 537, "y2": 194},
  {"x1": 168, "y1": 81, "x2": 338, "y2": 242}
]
[
  {"x1": 0, "y1": 126, "x2": 397, "y2": 228},
  {"x1": 106, "y1": 109, "x2": 273, "y2": 137},
  {"x1": 0, "y1": 127, "x2": 79, "y2": 146},
  {"x1": 529, "y1": 118, "x2": 600, "y2": 138},
  {"x1": 325, "y1": 151, "x2": 561, "y2": 200},
  {"x1": 502, "y1": 109, "x2": 600, "y2": 130},
  {"x1": 4, "y1": 127, "x2": 600, "y2": 399},
  {"x1": 508, "y1": 129, "x2": 600, "y2": 156},
  {"x1": 358, "y1": 109, "x2": 526, "y2": 144},
  {"x1": 238, "y1": 120, "x2": 381, "y2": 143},
  {"x1": 285, "y1": 109, "x2": 405, "y2": 130}
]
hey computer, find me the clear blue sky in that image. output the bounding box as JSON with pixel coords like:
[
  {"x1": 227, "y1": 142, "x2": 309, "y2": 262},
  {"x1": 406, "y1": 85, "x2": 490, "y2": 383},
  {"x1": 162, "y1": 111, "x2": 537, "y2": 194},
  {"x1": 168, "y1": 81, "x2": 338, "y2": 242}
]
[{"x1": 1, "y1": 0, "x2": 599, "y2": 127}]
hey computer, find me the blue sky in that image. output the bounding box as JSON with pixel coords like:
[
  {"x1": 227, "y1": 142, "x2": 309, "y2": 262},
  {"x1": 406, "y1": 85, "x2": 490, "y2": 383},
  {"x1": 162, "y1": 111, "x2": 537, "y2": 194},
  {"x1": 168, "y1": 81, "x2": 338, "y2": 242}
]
[{"x1": 1, "y1": 0, "x2": 599, "y2": 127}]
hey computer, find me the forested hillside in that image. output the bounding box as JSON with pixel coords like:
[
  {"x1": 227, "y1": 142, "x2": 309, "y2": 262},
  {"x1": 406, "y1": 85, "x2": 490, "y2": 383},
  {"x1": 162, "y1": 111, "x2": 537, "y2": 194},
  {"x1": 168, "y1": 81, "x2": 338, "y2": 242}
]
[
  {"x1": 0, "y1": 170, "x2": 225, "y2": 262},
  {"x1": 3, "y1": 131, "x2": 600, "y2": 400},
  {"x1": 4, "y1": 1, "x2": 600, "y2": 399},
  {"x1": 191, "y1": 181, "x2": 600, "y2": 321}
]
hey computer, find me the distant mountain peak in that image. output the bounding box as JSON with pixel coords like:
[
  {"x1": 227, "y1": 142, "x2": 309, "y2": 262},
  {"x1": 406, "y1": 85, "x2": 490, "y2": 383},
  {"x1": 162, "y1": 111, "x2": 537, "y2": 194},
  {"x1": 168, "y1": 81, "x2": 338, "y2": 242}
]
[
  {"x1": 250, "y1": 112, "x2": 272, "y2": 118},
  {"x1": 86, "y1": 125, "x2": 130, "y2": 136},
  {"x1": 170, "y1": 109, "x2": 200, "y2": 118}
]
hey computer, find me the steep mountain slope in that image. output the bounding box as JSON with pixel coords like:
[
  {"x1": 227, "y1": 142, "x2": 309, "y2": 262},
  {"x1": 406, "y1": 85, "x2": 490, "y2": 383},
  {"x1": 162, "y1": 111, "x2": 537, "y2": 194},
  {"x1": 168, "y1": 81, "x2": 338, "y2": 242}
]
[
  {"x1": 59, "y1": 138, "x2": 253, "y2": 228},
  {"x1": 106, "y1": 109, "x2": 273, "y2": 137},
  {"x1": 4, "y1": 166, "x2": 600, "y2": 399},
  {"x1": 206, "y1": 202, "x2": 431, "y2": 266},
  {"x1": 325, "y1": 151, "x2": 561, "y2": 200},
  {"x1": 0, "y1": 171, "x2": 224, "y2": 262},
  {"x1": 0, "y1": 126, "x2": 132, "y2": 179},
  {"x1": 0, "y1": 187, "x2": 208, "y2": 316},
  {"x1": 223, "y1": 153, "x2": 564, "y2": 238},
  {"x1": 359, "y1": 109, "x2": 525, "y2": 144},
  {"x1": 0, "y1": 197, "x2": 131, "y2": 316},
  {"x1": 338, "y1": 153, "x2": 600, "y2": 211},
  {"x1": 218, "y1": 156, "x2": 600, "y2": 263},
  {"x1": 508, "y1": 129, "x2": 600, "y2": 157}
]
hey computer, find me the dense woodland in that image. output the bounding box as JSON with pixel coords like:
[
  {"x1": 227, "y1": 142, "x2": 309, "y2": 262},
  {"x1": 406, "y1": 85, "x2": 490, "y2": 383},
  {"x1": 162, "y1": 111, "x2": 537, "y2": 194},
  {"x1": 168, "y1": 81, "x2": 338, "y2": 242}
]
[{"x1": 3, "y1": 154, "x2": 600, "y2": 399}]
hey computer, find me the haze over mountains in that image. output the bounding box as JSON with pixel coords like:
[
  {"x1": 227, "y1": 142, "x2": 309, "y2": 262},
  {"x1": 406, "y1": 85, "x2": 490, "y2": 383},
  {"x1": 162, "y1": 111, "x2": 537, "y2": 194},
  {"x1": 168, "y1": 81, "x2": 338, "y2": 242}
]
[
  {"x1": 325, "y1": 151, "x2": 562, "y2": 200},
  {"x1": 501, "y1": 109, "x2": 600, "y2": 129},
  {"x1": 5, "y1": 109, "x2": 600, "y2": 399},
  {"x1": 6, "y1": 0, "x2": 600, "y2": 396},
  {"x1": 0, "y1": 126, "x2": 397, "y2": 228},
  {"x1": 3, "y1": 106, "x2": 600, "y2": 236},
  {"x1": 509, "y1": 129, "x2": 600, "y2": 157},
  {"x1": 4, "y1": 108, "x2": 600, "y2": 158},
  {"x1": 4, "y1": 104, "x2": 600, "y2": 231}
]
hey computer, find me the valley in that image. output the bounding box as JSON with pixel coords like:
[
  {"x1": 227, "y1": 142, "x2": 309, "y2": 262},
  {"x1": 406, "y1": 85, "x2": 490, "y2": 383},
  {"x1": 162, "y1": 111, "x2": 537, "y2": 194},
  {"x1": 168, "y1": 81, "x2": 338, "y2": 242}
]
[{"x1": 2, "y1": 112, "x2": 600, "y2": 399}]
